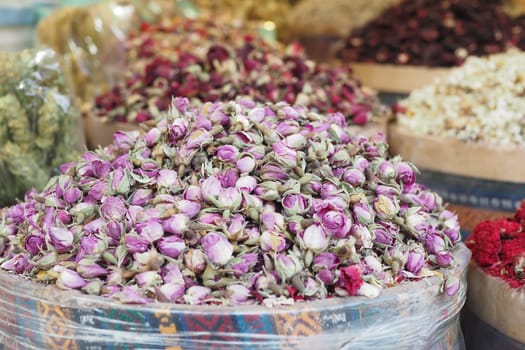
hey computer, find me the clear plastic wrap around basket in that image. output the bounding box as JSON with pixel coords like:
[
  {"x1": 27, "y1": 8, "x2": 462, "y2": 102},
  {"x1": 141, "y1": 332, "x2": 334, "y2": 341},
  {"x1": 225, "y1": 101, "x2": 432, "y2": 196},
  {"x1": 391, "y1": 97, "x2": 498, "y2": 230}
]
[
  {"x1": 0, "y1": 244, "x2": 469, "y2": 350},
  {"x1": 0, "y1": 48, "x2": 84, "y2": 207}
]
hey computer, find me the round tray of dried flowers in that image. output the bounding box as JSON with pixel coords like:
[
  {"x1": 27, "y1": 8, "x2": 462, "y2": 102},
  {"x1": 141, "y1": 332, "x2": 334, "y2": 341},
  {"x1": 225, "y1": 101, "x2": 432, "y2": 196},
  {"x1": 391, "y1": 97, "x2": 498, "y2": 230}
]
[{"x1": 349, "y1": 63, "x2": 451, "y2": 94}]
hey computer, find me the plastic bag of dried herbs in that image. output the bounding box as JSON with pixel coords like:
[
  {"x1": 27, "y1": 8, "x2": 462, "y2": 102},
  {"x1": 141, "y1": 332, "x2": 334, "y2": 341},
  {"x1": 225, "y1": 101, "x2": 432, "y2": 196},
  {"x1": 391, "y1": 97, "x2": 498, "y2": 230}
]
[
  {"x1": 36, "y1": 1, "x2": 194, "y2": 103},
  {"x1": 0, "y1": 48, "x2": 84, "y2": 206}
]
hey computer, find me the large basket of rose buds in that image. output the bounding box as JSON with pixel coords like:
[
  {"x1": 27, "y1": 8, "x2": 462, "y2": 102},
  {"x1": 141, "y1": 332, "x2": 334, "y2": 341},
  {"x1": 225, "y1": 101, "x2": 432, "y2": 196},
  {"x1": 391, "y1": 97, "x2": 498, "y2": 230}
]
[
  {"x1": 389, "y1": 51, "x2": 525, "y2": 237},
  {"x1": 0, "y1": 99, "x2": 467, "y2": 349}
]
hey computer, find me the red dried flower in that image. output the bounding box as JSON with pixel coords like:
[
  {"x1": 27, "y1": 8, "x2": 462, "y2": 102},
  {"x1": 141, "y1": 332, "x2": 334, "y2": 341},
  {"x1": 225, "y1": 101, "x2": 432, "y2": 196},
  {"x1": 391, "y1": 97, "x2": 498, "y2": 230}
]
[
  {"x1": 93, "y1": 20, "x2": 387, "y2": 126},
  {"x1": 340, "y1": 265, "x2": 363, "y2": 296},
  {"x1": 469, "y1": 201, "x2": 525, "y2": 289},
  {"x1": 285, "y1": 285, "x2": 305, "y2": 301}
]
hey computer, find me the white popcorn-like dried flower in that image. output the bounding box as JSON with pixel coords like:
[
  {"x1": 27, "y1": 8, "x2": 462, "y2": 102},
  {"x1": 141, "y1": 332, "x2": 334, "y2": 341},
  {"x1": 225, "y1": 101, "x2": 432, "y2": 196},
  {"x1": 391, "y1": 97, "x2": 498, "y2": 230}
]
[{"x1": 397, "y1": 51, "x2": 525, "y2": 146}]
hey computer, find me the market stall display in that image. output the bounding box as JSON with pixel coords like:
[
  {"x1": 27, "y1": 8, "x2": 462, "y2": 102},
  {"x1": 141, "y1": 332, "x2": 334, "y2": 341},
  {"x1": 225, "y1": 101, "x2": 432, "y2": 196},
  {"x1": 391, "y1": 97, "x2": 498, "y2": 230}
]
[
  {"x1": 463, "y1": 203, "x2": 525, "y2": 348},
  {"x1": 338, "y1": 0, "x2": 525, "y2": 93},
  {"x1": 85, "y1": 19, "x2": 388, "y2": 148},
  {"x1": 389, "y1": 51, "x2": 525, "y2": 235},
  {"x1": 0, "y1": 99, "x2": 467, "y2": 348},
  {"x1": 0, "y1": 48, "x2": 83, "y2": 207}
]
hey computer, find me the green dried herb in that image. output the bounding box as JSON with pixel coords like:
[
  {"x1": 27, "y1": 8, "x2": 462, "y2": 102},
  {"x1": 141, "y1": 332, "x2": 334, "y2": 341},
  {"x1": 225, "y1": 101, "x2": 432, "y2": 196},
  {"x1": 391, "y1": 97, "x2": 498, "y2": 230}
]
[{"x1": 0, "y1": 49, "x2": 84, "y2": 206}]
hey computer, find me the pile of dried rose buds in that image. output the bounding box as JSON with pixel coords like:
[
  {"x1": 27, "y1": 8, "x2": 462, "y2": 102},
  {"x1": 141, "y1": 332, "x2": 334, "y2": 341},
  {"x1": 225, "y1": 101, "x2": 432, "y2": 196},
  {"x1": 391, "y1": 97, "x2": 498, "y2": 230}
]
[
  {"x1": 467, "y1": 200, "x2": 525, "y2": 289},
  {"x1": 0, "y1": 98, "x2": 460, "y2": 306},
  {"x1": 396, "y1": 51, "x2": 525, "y2": 146},
  {"x1": 93, "y1": 20, "x2": 386, "y2": 127},
  {"x1": 338, "y1": 0, "x2": 525, "y2": 67}
]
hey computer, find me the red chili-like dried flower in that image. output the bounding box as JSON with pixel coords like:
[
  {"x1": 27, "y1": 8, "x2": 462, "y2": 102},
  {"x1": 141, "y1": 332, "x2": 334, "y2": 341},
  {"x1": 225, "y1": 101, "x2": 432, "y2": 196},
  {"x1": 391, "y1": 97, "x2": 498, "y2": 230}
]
[
  {"x1": 468, "y1": 201, "x2": 525, "y2": 289},
  {"x1": 466, "y1": 221, "x2": 502, "y2": 267}
]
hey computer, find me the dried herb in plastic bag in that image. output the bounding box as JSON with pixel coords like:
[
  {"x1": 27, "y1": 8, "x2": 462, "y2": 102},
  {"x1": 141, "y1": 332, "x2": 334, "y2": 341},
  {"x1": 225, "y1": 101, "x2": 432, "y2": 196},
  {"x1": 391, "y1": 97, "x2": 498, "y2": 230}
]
[{"x1": 0, "y1": 49, "x2": 84, "y2": 206}]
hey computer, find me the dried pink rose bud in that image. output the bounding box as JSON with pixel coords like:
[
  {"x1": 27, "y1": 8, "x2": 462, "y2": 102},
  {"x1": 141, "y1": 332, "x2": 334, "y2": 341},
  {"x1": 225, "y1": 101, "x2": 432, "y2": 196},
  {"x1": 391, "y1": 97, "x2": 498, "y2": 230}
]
[
  {"x1": 373, "y1": 195, "x2": 400, "y2": 220},
  {"x1": 261, "y1": 211, "x2": 285, "y2": 232},
  {"x1": 77, "y1": 260, "x2": 109, "y2": 278},
  {"x1": 88, "y1": 181, "x2": 108, "y2": 201},
  {"x1": 378, "y1": 161, "x2": 396, "y2": 181},
  {"x1": 226, "y1": 284, "x2": 252, "y2": 304},
  {"x1": 229, "y1": 253, "x2": 259, "y2": 276},
  {"x1": 260, "y1": 164, "x2": 289, "y2": 181},
  {"x1": 125, "y1": 235, "x2": 150, "y2": 254},
  {"x1": 352, "y1": 202, "x2": 374, "y2": 225},
  {"x1": 260, "y1": 231, "x2": 286, "y2": 252},
  {"x1": 24, "y1": 235, "x2": 45, "y2": 255},
  {"x1": 101, "y1": 196, "x2": 127, "y2": 221},
  {"x1": 218, "y1": 187, "x2": 242, "y2": 210},
  {"x1": 119, "y1": 286, "x2": 151, "y2": 304},
  {"x1": 236, "y1": 175, "x2": 257, "y2": 193},
  {"x1": 184, "y1": 249, "x2": 207, "y2": 274},
  {"x1": 318, "y1": 208, "x2": 352, "y2": 239},
  {"x1": 184, "y1": 285, "x2": 211, "y2": 305},
  {"x1": 275, "y1": 253, "x2": 302, "y2": 280},
  {"x1": 63, "y1": 187, "x2": 83, "y2": 204},
  {"x1": 162, "y1": 214, "x2": 189, "y2": 235},
  {"x1": 302, "y1": 224, "x2": 329, "y2": 252},
  {"x1": 236, "y1": 156, "x2": 256, "y2": 174},
  {"x1": 186, "y1": 129, "x2": 212, "y2": 150},
  {"x1": 201, "y1": 176, "x2": 221, "y2": 202},
  {"x1": 137, "y1": 219, "x2": 164, "y2": 242},
  {"x1": 396, "y1": 162, "x2": 416, "y2": 187},
  {"x1": 157, "y1": 169, "x2": 181, "y2": 189},
  {"x1": 144, "y1": 128, "x2": 162, "y2": 147},
  {"x1": 157, "y1": 283, "x2": 185, "y2": 302},
  {"x1": 313, "y1": 252, "x2": 339, "y2": 271},
  {"x1": 216, "y1": 145, "x2": 239, "y2": 162},
  {"x1": 436, "y1": 251, "x2": 453, "y2": 268},
  {"x1": 55, "y1": 266, "x2": 87, "y2": 290},
  {"x1": 169, "y1": 118, "x2": 189, "y2": 143},
  {"x1": 351, "y1": 224, "x2": 373, "y2": 249},
  {"x1": 183, "y1": 185, "x2": 202, "y2": 202},
  {"x1": 425, "y1": 234, "x2": 446, "y2": 255},
  {"x1": 282, "y1": 193, "x2": 310, "y2": 216},
  {"x1": 201, "y1": 232, "x2": 233, "y2": 265},
  {"x1": 135, "y1": 271, "x2": 162, "y2": 287},
  {"x1": 47, "y1": 227, "x2": 74, "y2": 253},
  {"x1": 273, "y1": 142, "x2": 297, "y2": 168},
  {"x1": 440, "y1": 210, "x2": 461, "y2": 243},
  {"x1": 343, "y1": 168, "x2": 366, "y2": 187},
  {"x1": 317, "y1": 269, "x2": 336, "y2": 285},
  {"x1": 0, "y1": 253, "x2": 32, "y2": 273},
  {"x1": 405, "y1": 251, "x2": 425, "y2": 274},
  {"x1": 80, "y1": 236, "x2": 107, "y2": 256},
  {"x1": 113, "y1": 131, "x2": 140, "y2": 152},
  {"x1": 131, "y1": 189, "x2": 153, "y2": 206},
  {"x1": 174, "y1": 200, "x2": 201, "y2": 219},
  {"x1": 111, "y1": 168, "x2": 131, "y2": 195},
  {"x1": 157, "y1": 236, "x2": 186, "y2": 259}
]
